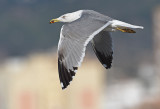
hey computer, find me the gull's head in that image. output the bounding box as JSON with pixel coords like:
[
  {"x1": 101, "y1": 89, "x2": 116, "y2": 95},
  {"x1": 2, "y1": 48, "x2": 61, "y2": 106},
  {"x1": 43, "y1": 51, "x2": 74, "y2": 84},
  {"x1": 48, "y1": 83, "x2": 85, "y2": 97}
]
[{"x1": 50, "y1": 10, "x2": 83, "y2": 24}]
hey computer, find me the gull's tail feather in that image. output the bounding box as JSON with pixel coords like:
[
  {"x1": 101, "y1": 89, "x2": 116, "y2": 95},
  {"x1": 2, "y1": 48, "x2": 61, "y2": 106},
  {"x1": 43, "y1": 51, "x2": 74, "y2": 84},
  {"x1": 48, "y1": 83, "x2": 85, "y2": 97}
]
[{"x1": 112, "y1": 20, "x2": 144, "y2": 29}]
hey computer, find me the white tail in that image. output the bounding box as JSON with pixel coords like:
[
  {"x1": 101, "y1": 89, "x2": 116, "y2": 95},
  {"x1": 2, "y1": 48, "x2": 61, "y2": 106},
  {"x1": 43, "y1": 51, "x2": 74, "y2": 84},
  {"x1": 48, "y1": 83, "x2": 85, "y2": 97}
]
[{"x1": 111, "y1": 20, "x2": 144, "y2": 29}]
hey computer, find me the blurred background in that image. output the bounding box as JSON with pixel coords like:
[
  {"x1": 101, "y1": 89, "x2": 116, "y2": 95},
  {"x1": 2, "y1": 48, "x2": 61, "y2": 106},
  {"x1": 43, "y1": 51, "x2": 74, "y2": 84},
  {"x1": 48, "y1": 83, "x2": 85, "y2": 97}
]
[{"x1": 0, "y1": 0, "x2": 160, "y2": 109}]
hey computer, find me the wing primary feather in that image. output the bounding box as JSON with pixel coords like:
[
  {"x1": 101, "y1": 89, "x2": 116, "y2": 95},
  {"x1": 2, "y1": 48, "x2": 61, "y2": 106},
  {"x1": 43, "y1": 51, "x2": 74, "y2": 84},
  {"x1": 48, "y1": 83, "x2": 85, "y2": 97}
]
[
  {"x1": 92, "y1": 47, "x2": 113, "y2": 69},
  {"x1": 58, "y1": 59, "x2": 67, "y2": 89},
  {"x1": 58, "y1": 58, "x2": 77, "y2": 89},
  {"x1": 91, "y1": 31, "x2": 113, "y2": 69},
  {"x1": 70, "y1": 69, "x2": 76, "y2": 77},
  {"x1": 61, "y1": 63, "x2": 70, "y2": 86}
]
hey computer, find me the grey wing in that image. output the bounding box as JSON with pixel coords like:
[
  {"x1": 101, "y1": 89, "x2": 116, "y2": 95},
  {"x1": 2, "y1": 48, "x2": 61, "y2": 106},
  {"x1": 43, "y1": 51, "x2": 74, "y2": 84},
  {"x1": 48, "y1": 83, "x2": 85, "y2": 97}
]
[
  {"x1": 58, "y1": 26, "x2": 86, "y2": 90},
  {"x1": 58, "y1": 14, "x2": 112, "y2": 89},
  {"x1": 91, "y1": 31, "x2": 113, "y2": 69}
]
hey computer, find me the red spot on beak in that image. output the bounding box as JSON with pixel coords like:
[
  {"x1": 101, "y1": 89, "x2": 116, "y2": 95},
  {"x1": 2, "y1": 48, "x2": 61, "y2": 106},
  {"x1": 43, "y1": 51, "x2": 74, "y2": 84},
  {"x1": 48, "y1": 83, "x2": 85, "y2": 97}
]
[{"x1": 50, "y1": 21, "x2": 54, "y2": 24}]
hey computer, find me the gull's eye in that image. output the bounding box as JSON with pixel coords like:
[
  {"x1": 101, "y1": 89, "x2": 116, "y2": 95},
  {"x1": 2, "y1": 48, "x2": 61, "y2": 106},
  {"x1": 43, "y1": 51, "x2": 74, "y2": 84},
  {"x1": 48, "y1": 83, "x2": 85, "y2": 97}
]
[{"x1": 62, "y1": 16, "x2": 66, "y2": 19}]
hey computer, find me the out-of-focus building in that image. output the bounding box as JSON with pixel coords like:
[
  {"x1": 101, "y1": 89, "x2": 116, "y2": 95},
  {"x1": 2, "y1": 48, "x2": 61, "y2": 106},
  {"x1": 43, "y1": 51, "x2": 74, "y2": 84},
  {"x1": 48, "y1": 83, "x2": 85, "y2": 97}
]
[{"x1": 0, "y1": 52, "x2": 105, "y2": 109}]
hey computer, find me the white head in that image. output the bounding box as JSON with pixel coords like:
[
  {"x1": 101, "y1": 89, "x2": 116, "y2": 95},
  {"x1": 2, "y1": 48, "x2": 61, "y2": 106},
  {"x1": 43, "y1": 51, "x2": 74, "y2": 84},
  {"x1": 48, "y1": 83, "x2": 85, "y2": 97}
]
[{"x1": 50, "y1": 10, "x2": 83, "y2": 23}]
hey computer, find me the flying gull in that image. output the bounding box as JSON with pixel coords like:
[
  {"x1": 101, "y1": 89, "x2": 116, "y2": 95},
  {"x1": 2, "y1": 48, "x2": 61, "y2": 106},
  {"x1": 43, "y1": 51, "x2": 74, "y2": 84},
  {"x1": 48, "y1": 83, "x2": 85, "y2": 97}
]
[{"x1": 49, "y1": 10, "x2": 143, "y2": 89}]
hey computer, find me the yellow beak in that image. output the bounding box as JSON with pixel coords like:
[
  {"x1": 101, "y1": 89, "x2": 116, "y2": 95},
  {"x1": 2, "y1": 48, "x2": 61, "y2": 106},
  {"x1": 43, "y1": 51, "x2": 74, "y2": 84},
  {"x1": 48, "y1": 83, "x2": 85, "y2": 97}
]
[{"x1": 49, "y1": 19, "x2": 60, "y2": 24}]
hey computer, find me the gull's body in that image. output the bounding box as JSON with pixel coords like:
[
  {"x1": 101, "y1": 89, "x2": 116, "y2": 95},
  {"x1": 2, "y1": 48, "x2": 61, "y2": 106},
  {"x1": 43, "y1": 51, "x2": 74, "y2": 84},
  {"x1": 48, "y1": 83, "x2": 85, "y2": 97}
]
[{"x1": 50, "y1": 10, "x2": 143, "y2": 89}]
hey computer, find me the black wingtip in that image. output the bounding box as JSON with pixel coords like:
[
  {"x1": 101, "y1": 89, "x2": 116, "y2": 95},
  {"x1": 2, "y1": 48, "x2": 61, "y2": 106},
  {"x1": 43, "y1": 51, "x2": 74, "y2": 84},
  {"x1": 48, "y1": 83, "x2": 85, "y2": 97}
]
[
  {"x1": 58, "y1": 59, "x2": 78, "y2": 90},
  {"x1": 103, "y1": 63, "x2": 112, "y2": 69},
  {"x1": 104, "y1": 54, "x2": 113, "y2": 69},
  {"x1": 94, "y1": 50, "x2": 113, "y2": 69},
  {"x1": 62, "y1": 86, "x2": 66, "y2": 90}
]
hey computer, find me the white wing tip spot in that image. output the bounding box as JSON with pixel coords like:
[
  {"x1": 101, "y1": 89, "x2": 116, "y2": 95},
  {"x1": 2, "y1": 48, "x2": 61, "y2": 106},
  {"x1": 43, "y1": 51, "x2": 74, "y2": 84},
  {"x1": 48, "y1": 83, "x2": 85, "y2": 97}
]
[
  {"x1": 72, "y1": 75, "x2": 75, "y2": 79},
  {"x1": 75, "y1": 70, "x2": 77, "y2": 73},
  {"x1": 140, "y1": 26, "x2": 144, "y2": 29},
  {"x1": 103, "y1": 64, "x2": 107, "y2": 68},
  {"x1": 61, "y1": 82, "x2": 64, "y2": 88}
]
